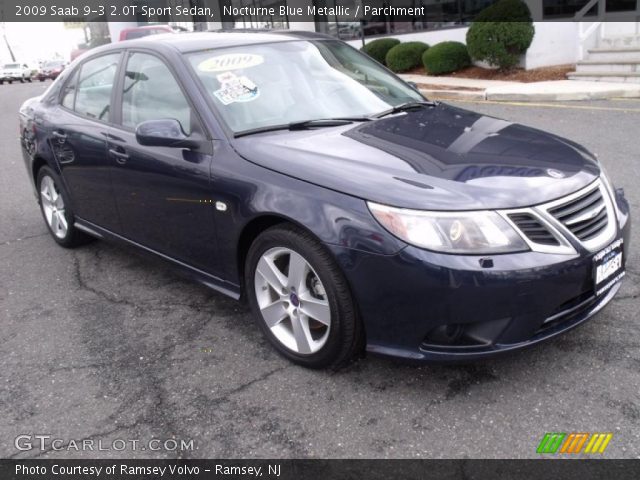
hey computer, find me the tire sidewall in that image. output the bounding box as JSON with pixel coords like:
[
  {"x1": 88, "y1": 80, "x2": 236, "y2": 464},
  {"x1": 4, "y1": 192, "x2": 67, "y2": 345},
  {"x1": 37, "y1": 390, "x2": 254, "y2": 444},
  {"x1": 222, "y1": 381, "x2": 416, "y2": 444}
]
[{"x1": 245, "y1": 227, "x2": 357, "y2": 369}]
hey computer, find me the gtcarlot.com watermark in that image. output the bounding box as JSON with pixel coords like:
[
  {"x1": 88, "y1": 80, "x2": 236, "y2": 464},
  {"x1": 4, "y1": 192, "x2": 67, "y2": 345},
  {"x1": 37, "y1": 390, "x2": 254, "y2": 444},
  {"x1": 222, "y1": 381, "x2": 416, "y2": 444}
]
[{"x1": 15, "y1": 434, "x2": 195, "y2": 452}]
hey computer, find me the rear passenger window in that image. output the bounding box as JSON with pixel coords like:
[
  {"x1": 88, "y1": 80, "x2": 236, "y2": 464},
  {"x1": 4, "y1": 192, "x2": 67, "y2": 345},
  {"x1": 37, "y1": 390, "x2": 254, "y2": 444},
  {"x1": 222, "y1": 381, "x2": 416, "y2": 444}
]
[
  {"x1": 121, "y1": 53, "x2": 192, "y2": 134},
  {"x1": 74, "y1": 53, "x2": 120, "y2": 121}
]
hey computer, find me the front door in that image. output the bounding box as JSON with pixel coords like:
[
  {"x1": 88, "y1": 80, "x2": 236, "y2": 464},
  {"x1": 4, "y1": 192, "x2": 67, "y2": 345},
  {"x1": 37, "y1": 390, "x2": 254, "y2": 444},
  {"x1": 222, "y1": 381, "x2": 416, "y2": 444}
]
[{"x1": 107, "y1": 51, "x2": 218, "y2": 274}]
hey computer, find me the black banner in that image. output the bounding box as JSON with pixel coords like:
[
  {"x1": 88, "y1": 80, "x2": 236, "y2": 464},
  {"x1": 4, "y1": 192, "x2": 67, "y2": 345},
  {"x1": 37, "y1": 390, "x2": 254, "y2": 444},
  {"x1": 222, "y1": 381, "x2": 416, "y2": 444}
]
[
  {"x1": 1, "y1": 459, "x2": 640, "y2": 480},
  {"x1": 0, "y1": 0, "x2": 638, "y2": 23}
]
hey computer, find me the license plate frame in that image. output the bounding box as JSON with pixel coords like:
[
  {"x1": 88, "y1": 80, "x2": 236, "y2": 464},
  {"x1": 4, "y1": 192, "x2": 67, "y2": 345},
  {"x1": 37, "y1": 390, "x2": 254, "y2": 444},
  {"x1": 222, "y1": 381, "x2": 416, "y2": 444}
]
[{"x1": 593, "y1": 238, "x2": 625, "y2": 296}]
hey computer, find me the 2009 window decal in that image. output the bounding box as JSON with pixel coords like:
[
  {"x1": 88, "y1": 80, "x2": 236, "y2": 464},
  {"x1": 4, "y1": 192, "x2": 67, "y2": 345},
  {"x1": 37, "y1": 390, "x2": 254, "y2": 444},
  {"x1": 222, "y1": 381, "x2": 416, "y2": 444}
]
[{"x1": 197, "y1": 54, "x2": 264, "y2": 73}]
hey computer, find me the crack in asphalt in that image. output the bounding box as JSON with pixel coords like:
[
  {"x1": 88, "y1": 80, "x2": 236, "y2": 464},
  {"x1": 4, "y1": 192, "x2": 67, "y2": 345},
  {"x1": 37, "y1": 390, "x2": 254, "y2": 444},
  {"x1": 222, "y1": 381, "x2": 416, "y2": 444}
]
[
  {"x1": 71, "y1": 252, "x2": 140, "y2": 310},
  {"x1": 0, "y1": 232, "x2": 48, "y2": 247},
  {"x1": 199, "y1": 366, "x2": 288, "y2": 408}
]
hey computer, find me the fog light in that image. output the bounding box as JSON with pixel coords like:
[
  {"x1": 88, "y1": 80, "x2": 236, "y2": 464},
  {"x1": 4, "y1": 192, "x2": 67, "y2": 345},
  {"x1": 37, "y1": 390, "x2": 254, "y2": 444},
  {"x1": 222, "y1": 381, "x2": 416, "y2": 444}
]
[{"x1": 425, "y1": 324, "x2": 464, "y2": 345}]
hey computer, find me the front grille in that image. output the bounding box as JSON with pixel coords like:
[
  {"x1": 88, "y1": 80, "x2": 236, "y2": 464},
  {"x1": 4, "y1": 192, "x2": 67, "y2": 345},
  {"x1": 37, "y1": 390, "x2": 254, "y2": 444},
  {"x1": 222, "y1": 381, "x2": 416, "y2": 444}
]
[
  {"x1": 548, "y1": 185, "x2": 609, "y2": 241},
  {"x1": 508, "y1": 213, "x2": 559, "y2": 246}
]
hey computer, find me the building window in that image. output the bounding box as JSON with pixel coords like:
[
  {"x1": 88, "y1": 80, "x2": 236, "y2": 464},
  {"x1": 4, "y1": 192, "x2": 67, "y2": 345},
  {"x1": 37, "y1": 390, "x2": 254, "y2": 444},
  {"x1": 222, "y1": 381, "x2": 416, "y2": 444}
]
[
  {"x1": 314, "y1": 0, "x2": 495, "y2": 41},
  {"x1": 543, "y1": 0, "x2": 595, "y2": 18}
]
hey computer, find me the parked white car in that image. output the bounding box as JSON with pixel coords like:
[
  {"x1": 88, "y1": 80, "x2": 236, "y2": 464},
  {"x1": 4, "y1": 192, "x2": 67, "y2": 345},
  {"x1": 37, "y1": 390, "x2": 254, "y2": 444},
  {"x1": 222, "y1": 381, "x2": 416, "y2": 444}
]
[{"x1": 0, "y1": 63, "x2": 33, "y2": 84}]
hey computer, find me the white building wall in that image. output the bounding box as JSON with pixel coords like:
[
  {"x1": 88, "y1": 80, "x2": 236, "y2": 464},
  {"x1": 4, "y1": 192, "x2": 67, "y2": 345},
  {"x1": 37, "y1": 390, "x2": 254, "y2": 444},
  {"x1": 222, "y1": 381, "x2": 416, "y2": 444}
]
[
  {"x1": 601, "y1": 22, "x2": 640, "y2": 36},
  {"x1": 522, "y1": 22, "x2": 578, "y2": 69}
]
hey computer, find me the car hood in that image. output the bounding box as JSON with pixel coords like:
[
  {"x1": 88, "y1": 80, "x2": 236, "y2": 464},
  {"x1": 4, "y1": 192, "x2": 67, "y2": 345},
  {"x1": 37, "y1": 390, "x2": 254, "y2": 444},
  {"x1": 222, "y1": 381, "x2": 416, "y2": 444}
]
[{"x1": 232, "y1": 103, "x2": 600, "y2": 210}]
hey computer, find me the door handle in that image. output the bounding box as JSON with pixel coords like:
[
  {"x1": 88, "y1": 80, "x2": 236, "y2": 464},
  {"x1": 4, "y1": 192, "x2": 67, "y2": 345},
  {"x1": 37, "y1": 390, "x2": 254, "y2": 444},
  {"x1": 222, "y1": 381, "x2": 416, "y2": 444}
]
[
  {"x1": 109, "y1": 148, "x2": 129, "y2": 165},
  {"x1": 52, "y1": 130, "x2": 67, "y2": 141}
]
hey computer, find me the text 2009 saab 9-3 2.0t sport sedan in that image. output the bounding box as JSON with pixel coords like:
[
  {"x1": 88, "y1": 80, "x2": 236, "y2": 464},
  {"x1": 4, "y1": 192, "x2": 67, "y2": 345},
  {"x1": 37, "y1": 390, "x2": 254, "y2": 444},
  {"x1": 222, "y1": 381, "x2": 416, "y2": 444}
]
[{"x1": 19, "y1": 32, "x2": 630, "y2": 369}]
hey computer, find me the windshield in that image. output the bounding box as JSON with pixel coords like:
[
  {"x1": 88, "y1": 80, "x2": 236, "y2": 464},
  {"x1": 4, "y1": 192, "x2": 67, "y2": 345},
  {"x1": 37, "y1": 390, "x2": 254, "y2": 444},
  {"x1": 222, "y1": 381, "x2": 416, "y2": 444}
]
[
  {"x1": 5, "y1": 63, "x2": 20, "y2": 69},
  {"x1": 188, "y1": 40, "x2": 423, "y2": 134}
]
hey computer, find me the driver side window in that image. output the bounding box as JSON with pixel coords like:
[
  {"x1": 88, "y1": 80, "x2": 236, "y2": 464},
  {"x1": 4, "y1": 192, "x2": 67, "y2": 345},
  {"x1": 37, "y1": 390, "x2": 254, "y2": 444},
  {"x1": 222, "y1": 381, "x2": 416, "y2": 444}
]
[{"x1": 121, "y1": 53, "x2": 192, "y2": 134}]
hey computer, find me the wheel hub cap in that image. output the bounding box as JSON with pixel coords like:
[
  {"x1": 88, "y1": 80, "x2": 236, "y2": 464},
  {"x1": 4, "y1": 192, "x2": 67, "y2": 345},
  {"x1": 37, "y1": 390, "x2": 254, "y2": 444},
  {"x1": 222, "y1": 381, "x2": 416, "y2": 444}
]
[{"x1": 289, "y1": 292, "x2": 300, "y2": 307}]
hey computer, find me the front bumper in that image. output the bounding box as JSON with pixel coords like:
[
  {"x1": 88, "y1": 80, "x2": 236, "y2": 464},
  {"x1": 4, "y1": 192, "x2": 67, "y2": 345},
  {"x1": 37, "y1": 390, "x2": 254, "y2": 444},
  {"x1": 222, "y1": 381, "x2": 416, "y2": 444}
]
[{"x1": 330, "y1": 191, "x2": 631, "y2": 363}]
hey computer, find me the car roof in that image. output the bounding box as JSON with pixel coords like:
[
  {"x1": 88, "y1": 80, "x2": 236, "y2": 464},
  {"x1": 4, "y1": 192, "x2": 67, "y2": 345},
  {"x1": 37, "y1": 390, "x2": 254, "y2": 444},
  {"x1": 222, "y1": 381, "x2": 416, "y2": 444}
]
[{"x1": 100, "y1": 30, "x2": 334, "y2": 54}]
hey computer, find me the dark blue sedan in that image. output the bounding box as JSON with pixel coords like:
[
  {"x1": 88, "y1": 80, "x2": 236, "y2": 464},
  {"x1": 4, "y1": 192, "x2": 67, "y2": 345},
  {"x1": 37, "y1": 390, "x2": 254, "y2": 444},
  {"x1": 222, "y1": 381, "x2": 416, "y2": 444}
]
[{"x1": 19, "y1": 31, "x2": 630, "y2": 368}]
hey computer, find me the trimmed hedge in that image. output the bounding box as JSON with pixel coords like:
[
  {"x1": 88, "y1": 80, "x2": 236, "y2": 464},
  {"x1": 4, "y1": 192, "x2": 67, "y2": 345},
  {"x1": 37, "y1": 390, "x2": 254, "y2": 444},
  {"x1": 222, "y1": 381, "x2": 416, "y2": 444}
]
[
  {"x1": 422, "y1": 42, "x2": 471, "y2": 75},
  {"x1": 361, "y1": 38, "x2": 401, "y2": 65},
  {"x1": 385, "y1": 42, "x2": 430, "y2": 73},
  {"x1": 474, "y1": 0, "x2": 532, "y2": 21},
  {"x1": 466, "y1": 0, "x2": 535, "y2": 70}
]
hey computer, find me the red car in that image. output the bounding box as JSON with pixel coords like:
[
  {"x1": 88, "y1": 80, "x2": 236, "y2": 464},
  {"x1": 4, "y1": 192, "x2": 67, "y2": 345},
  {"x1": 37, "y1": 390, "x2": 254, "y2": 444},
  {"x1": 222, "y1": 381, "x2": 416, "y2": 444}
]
[
  {"x1": 35, "y1": 60, "x2": 66, "y2": 81},
  {"x1": 119, "y1": 25, "x2": 174, "y2": 41}
]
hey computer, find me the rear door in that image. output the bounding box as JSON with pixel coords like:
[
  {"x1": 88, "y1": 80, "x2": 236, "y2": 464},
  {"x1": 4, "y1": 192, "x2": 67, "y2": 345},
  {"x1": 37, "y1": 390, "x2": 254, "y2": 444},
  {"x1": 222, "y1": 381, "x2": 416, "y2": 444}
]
[
  {"x1": 106, "y1": 50, "x2": 219, "y2": 274},
  {"x1": 48, "y1": 52, "x2": 122, "y2": 232}
]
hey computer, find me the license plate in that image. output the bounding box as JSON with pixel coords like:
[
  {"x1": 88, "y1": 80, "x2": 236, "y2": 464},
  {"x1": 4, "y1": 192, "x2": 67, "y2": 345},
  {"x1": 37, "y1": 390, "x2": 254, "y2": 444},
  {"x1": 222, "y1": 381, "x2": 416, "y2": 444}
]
[{"x1": 593, "y1": 239, "x2": 625, "y2": 296}]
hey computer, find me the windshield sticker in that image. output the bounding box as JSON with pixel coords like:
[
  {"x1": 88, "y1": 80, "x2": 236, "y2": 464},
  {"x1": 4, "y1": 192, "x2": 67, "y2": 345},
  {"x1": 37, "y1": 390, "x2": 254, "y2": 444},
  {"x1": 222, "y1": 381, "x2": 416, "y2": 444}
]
[
  {"x1": 198, "y1": 53, "x2": 264, "y2": 72},
  {"x1": 213, "y1": 72, "x2": 259, "y2": 105}
]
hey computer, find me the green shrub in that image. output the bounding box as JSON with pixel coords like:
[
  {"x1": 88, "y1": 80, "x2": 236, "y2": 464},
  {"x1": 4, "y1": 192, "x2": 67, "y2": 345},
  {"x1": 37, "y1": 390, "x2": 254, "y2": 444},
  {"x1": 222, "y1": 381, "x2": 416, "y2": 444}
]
[
  {"x1": 361, "y1": 38, "x2": 401, "y2": 65},
  {"x1": 385, "y1": 42, "x2": 430, "y2": 73},
  {"x1": 422, "y1": 41, "x2": 471, "y2": 75},
  {"x1": 466, "y1": 0, "x2": 535, "y2": 70},
  {"x1": 474, "y1": 0, "x2": 532, "y2": 22}
]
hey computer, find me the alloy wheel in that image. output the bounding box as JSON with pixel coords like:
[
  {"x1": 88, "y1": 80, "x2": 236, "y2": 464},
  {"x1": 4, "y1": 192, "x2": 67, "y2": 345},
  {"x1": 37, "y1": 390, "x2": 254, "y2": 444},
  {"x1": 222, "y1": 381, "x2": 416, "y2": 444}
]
[
  {"x1": 254, "y1": 247, "x2": 331, "y2": 354},
  {"x1": 40, "y1": 175, "x2": 68, "y2": 239}
]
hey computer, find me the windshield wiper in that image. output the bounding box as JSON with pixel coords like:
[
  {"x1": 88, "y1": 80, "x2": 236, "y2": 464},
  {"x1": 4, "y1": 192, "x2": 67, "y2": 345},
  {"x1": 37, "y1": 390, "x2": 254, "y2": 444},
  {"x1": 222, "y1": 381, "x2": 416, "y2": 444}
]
[
  {"x1": 288, "y1": 117, "x2": 371, "y2": 130},
  {"x1": 234, "y1": 117, "x2": 371, "y2": 138},
  {"x1": 374, "y1": 101, "x2": 437, "y2": 118}
]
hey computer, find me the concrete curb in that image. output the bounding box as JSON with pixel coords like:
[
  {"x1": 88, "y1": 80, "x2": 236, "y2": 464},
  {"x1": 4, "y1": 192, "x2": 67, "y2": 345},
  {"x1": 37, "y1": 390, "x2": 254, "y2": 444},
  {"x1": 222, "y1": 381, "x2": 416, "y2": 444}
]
[
  {"x1": 404, "y1": 74, "x2": 640, "y2": 102},
  {"x1": 485, "y1": 90, "x2": 640, "y2": 102},
  {"x1": 419, "y1": 89, "x2": 486, "y2": 101},
  {"x1": 485, "y1": 84, "x2": 640, "y2": 102}
]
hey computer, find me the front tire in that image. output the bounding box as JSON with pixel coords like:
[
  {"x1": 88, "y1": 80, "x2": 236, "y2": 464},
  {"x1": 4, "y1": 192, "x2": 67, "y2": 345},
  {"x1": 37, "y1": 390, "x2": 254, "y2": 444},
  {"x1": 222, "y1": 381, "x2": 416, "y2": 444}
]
[
  {"x1": 245, "y1": 225, "x2": 362, "y2": 369},
  {"x1": 37, "y1": 166, "x2": 91, "y2": 248}
]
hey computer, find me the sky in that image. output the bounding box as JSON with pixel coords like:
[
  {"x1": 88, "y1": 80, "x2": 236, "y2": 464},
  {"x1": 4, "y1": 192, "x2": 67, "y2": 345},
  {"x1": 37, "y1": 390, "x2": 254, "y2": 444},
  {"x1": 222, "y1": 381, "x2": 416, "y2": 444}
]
[{"x1": 0, "y1": 23, "x2": 86, "y2": 65}]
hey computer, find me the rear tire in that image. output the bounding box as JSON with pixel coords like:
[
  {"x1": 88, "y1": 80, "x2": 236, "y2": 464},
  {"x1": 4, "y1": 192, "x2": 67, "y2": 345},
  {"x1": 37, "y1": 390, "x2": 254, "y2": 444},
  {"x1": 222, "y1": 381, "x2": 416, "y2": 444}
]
[
  {"x1": 37, "y1": 166, "x2": 92, "y2": 248},
  {"x1": 19, "y1": 77, "x2": 24, "y2": 83},
  {"x1": 245, "y1": 225, "x2": 362, "y2": 369},
  {"x1": 26, "y1": 77, "x2": 32, "y2": 83}
]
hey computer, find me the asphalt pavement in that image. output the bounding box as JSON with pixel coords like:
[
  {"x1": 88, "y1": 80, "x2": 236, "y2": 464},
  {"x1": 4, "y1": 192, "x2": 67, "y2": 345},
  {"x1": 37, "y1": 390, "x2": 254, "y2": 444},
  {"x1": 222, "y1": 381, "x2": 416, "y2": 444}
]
[{"x1": 1, "y1": 82, "x2": 639, "y2": 459}]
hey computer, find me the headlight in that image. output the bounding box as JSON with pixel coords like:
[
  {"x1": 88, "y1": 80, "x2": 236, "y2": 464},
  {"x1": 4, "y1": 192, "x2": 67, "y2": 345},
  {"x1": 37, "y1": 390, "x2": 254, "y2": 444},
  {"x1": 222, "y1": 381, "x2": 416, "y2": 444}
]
[{"x1": 368, "y1": 202, "x2": 528, "y2": 254}]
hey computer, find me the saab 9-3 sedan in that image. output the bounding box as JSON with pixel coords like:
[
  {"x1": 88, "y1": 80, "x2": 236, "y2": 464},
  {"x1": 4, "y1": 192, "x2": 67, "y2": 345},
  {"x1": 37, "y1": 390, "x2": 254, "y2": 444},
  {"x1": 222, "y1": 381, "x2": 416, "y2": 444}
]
[{"x1": 19, "y1": 31, "x2": 630, "y2": 368}]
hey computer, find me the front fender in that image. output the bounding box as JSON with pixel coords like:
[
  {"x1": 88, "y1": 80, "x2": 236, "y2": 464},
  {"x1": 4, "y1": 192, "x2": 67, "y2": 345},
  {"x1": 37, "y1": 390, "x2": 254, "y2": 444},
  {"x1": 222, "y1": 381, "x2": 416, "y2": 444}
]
[{"x1": 210, "y1": 143, "x2": 406, "y2": 286}]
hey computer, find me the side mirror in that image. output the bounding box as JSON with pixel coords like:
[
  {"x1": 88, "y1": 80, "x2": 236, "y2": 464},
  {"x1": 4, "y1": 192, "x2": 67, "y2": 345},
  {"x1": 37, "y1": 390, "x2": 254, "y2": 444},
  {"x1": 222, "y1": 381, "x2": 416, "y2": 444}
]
[{"x1": 135, "y1": 119, "x2": 199, "y2": 149}]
